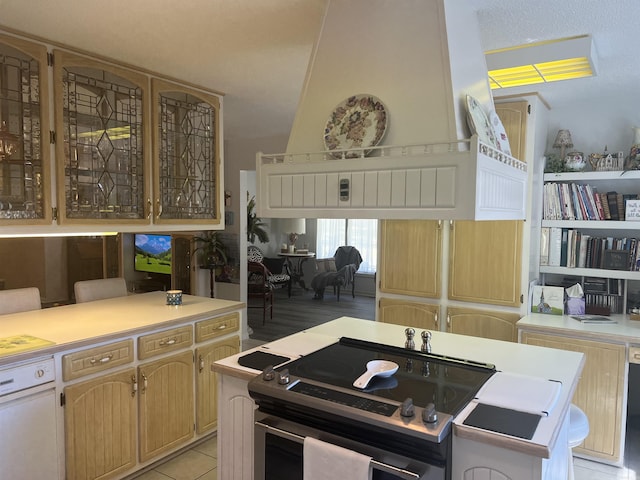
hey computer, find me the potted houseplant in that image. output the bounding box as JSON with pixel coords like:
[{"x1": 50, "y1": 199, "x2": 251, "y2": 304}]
[
  {"x1": 247, "y1": 193, "x2": 270, "y2": 244},
  {"x1": 193, "y1": 231, "x2": 228, "y2": 267}
]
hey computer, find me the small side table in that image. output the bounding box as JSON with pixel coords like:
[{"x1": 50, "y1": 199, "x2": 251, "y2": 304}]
[
  {"x1": 277, "y1": 252, "x2": 315, "y2": 290},
  {"x1": 200, "y1": 264, "x2": 223, "y2": 298}
]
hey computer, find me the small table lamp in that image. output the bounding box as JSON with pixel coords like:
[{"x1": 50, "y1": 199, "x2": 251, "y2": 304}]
[
  {"x1": 279, "y1": 218, "x2": 306, "y2": 251},
  {"x1": 553, "y1": 129, "x2": 574, "y2": 160}
]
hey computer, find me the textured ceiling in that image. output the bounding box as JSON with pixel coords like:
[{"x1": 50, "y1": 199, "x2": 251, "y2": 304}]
[{"x1": 0, "y1": 0, "x2": 638, "y2": 141}]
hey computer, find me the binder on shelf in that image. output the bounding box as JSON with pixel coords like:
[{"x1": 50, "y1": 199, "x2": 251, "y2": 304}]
[
  {"x1": 560, "y1": 228, "x2": 569, "y2": 267},
  {"x1": 549, "y1": 227, "x2": 563, "y2": 266}
]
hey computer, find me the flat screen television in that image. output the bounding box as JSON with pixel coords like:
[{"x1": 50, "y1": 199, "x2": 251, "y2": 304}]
[{"x1": 134, "y1": 234, "x2": 172, "y2": 275}]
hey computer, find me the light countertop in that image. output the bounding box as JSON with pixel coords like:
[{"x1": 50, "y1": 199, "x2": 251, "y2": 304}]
[
  {"x1": 518, "y1": 313, "x2": 640, "y2": 344},
  {"x1": 0, "y1": 292, "x2": 244, "y2": 367},
  {"x1": 214, "y1": 316, "x2": 585, "y2": 458}
]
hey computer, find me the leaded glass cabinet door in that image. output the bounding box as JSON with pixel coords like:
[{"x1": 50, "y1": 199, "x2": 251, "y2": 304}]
[
  {"x1": 151, "y1": 78, "x2": 221, "y2": 225},
  {"x1": 53, "y1": 50, "x2": 151, "y2": 224},
  {"x1": 0, "y1": 34, "x2": 52, "y2": 224}
]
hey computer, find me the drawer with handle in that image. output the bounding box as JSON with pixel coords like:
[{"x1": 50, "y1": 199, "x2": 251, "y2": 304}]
[
  {"x1": 62, "y1": 339, "x2": 134, "y2": 381},
  {"x1": 138, "y1": 325, "x2": 193, "y2": 360},
  {"x1": 195, "y1": 312, "x2": 239, "y2": 342}
]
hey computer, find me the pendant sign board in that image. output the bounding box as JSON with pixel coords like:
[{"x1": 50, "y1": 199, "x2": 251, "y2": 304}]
[{"x1": 625, "y1": 199, "x2": 640, "y2": 221}]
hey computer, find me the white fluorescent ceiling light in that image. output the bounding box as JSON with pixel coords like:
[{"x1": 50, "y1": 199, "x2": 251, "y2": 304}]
[{"x1": 486, "y1": 35, "x2": 597, "y2": 89}]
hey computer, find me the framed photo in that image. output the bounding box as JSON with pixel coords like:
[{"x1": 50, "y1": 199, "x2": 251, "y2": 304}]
[
  {"x1": 531, "y1": 286, "x2": 564, "y2": 315},
  {"x1": 625, "y1": 199, "x2": 640, "y2": 221}
]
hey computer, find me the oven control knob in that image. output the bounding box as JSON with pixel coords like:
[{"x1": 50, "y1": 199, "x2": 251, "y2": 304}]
[
  {"x1": 422, "y1": 402, "x2": 438, "y2": 424},
  {"x1": 400, "y1": 397, "x2": 415, "y2": 417},
  {"x1": 262, "y1": 365, "x2": 276, "y2": 381},
  {"x1": 277, "y1": 368, "x2": 290, "y2": 385}
]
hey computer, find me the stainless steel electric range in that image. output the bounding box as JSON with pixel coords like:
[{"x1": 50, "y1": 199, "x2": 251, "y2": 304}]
[{"x1": 248, "y1": 336, "x2": 496, "y2": 480}]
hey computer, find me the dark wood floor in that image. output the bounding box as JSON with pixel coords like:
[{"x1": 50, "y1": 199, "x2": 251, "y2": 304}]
[{"x1": 247, "y1": 285, "x2": 375, "y2": 343}]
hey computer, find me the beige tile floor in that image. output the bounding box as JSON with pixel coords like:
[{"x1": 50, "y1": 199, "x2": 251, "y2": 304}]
[
  {"x1": 129, "y1": 432, "x2": 639, "y2": 480},
  {"x1": 132, "y1": 435, "x2": 217, "y2": 480}
]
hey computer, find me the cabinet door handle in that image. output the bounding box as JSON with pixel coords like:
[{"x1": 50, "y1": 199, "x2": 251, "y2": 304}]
[
  {"x1": 131, "y1": 375, "x2": 138, "y2": 397},
  {"x1": 446, "y1": 313, "x2": 451, "y2": 328},
  {"x1": 217, "y1": 324, "x2": 227, "y2": 330},
  {"x1": 160, "y1": 338, "x2": 176, "y2": 346},
  {"x1": 199, "y1": 355, "x2": 204, "y2": 372},
  {"x1": 156, "y1": 199, "x2": 162, "y2": 218},
  {"x1": 434, "y1": 312, "x2": 438, "y2": 330},
  {"x1": 146, "y1": 198, "x2": 152, "y2": 219},
  {"x1": 141, "y1": 373, "x2": 148, "y2": 393}
]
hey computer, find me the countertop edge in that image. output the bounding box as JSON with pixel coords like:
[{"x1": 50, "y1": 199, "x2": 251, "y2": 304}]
[{"x1": 0, "y1": 294, "x2": 245, "y2": 368}]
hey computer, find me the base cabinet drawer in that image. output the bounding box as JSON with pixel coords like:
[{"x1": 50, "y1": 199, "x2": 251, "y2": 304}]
[
  {"x1": 138, "y1": 325, "x2": 193, "y2": 360},
  {"x1": 62, "y1": 339, "x2": 134, "y2": 381},
  {"x1": 195, "y1": 312, "x2": 239, "y2": 342}
]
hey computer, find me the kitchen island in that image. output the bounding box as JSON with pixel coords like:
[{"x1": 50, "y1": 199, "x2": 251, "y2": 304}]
[
  {"x1": 0, "y1": 291, "x2": 244, "y2": 480},
  {"x1": 213, "y1": 316, "x2": 585, "y2": 480}
]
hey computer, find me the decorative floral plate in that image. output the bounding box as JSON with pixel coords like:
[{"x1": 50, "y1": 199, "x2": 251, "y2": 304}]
[
  {"x1": 489, "y1": 110, "x2": 512, "y2": 156},
  {"x1": 323, "y1": 94, "x2": 388, "y2": 159},
  {"x1": 465, "y1": 95, "x2": 498, "y2": 150}
]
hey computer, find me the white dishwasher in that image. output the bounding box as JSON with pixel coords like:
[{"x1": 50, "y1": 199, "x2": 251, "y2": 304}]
[{"x1": 0, "y1": 357, "x2": 59, "y2": 479}]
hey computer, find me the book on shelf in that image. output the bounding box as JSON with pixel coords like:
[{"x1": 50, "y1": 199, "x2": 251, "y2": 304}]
[
  {"x1": 540, "y1": 227, "x2": 550, "y2": 266},
  {"x1": 593, "y1": 190, "x2": 605, "y2": 219},
  {"x1": 617, "y1": 193, "x2": 625, "y2": 221},
  {"x1": 560, "y1": 228, "x2": 569, "y2": 267},
  {"x1": 548, "y1": 227, "x2": 563, "y2": 266},
  {"x1": 607, "y1": 191, "x2": 619, "y2": 220},
  {"x1": 577, "y1": 234, "x2": 589, "y2": 268},
  {"x1": 600, "y1": 193, "x2": 611, "y2": 219}
]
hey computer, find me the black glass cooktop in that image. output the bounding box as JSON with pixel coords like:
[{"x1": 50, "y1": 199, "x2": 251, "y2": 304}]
[{"x1": 279, "y1": 337, "x2": 495, "y2": 417}]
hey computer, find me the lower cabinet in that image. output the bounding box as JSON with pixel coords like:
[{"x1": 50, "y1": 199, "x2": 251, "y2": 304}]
[
  {"x1": 520, "y1": 331, "x2": 626, "y2": 463},
  {"x1": 378, "y1": 297, "x2": 439, "y2": 330},
  {"x1": 196, "y1": 337, "x2": 240, "y2": 434},
  {"x1": 62, "y1": 318, "x2": 241, "y2": 480},
  {"x1": 138, "y1": 350, "x2": 195, "y2": 462},
  {"x1": 446, "y1": 306, "x2": 520, "y2": 343},
  {"x1": 64, "y1": 368, "x2": 137, "y2": 480}
]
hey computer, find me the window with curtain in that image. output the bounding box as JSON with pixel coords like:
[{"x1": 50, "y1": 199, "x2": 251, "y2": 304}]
[{"x1": 316, "y1": 219, "x2": 378, "y2": 273}]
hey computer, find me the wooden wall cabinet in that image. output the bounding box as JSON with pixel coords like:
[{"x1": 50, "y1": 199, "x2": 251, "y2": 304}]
[
  {"x1": 375, "y1": 99, "x2": 547, "y2": 342},
  {"x1": 521, "y1": 331, "x2": 626, "y2": 463},
  {"x1": 0, "y1": 28, "x2": 223, "y2": 233},
  {"x1": 151, "y1": 79, "x2": 221, "y2": 226},
  {"x1": 446, "y1": 306, "x2": 520, "y2": 343},
  {"x1": 378, "y1": 297, "x2": 439, "y2": 330},
  {"x1": 448, "y1": 219, "x2": 523, "y2": 307},
  {"x1": 379, "y1": 219, "x2": 441, "y2": 298},
  {"x1": 53, "y1": 50, "x2": 150, "y2": 225},
  {"x1": 0, "y1": 34, "x2": 52, "y2": 225}
]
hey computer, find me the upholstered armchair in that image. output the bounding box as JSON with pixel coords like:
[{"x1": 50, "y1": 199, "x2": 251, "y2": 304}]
[{"x1": 310, "y1": 246, "x2": 363, "y2": 301}]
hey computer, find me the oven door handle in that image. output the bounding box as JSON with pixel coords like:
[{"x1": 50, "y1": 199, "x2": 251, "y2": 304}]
[{"x1": 255, "y1": 420, "x2": 422, "y2": 480}]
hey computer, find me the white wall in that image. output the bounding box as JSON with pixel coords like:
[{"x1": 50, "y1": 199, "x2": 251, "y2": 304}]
[{"x1": 544, "y1": 93, "x2": 640, "y2": 157}]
